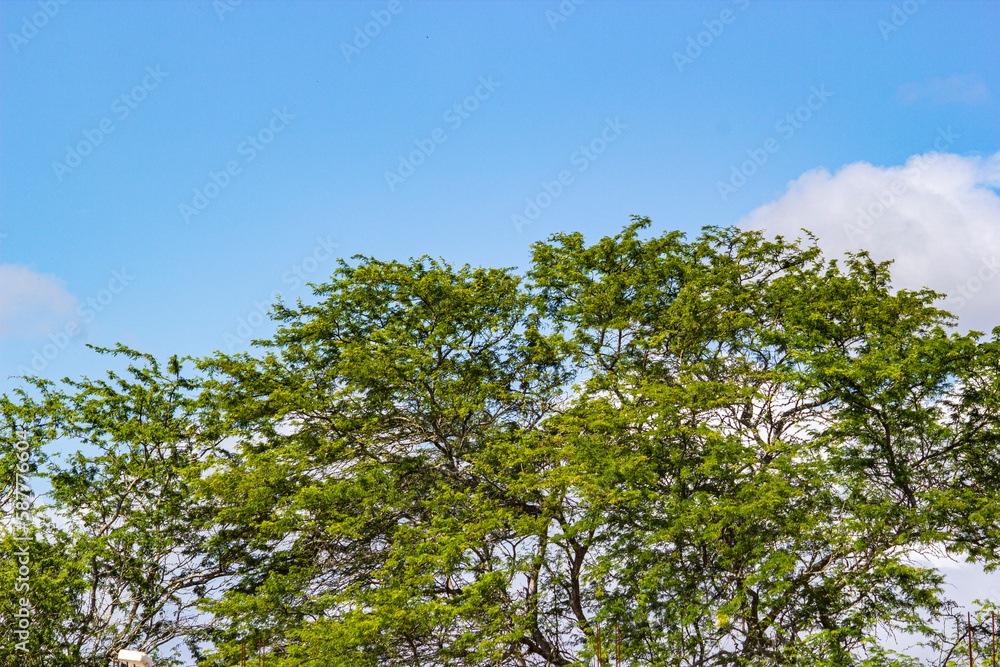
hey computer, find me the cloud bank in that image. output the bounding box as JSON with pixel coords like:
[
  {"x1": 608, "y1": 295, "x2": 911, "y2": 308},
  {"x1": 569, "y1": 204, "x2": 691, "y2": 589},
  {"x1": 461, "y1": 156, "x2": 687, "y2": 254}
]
[
  {"x1": 740, "y1": 149, "x2": 1000, "y2": 333},
  {"x1": 0, "y1": 265, "x2": 79, "y2": 339},
  {"x1": 897, "y1": 74, "x2": 990, "y2": 106}
]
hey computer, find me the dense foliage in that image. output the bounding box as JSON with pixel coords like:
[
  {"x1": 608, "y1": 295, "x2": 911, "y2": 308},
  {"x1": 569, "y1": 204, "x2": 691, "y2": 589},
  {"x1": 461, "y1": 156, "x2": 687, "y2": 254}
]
[{"x1": 3, "y1": 218, "x2": 999, "y2": 666}]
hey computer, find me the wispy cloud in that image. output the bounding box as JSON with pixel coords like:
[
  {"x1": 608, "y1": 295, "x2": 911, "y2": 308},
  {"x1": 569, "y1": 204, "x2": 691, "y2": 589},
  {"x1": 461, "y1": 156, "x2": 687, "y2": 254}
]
[
  {"x1": 897, "y1": 74, "x2": 990, "y2": 106},
  {"x1": 740, "y1": 150, "x2": 1000, "y2": 332},
  {"x1": 0, "y1": 265, "x2": 78, "y2": 339}
]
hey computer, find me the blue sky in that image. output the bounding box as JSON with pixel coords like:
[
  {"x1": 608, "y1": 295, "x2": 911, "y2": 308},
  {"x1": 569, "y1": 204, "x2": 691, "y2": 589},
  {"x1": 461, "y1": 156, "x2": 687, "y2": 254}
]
[
  {"x1": 1, "y1": 0, "x2": 998, "y2": 381},
  {"x1": 2, "y1": 0, "x2": 1000, "y2": 652}
]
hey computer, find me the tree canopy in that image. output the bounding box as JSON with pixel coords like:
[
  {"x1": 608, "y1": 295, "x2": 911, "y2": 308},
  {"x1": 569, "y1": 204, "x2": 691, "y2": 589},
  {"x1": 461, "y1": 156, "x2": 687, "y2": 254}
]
[{"x1": 3, "y1": 218, "x2": 1000, "y2": 667}]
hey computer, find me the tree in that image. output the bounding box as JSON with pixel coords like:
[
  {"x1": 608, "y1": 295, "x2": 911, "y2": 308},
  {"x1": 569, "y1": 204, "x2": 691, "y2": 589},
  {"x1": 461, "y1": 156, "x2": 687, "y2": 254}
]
[
  {"x1": 1, "y1": 350, "x2": 229, "y2": 667},
  {"x1": 3, "y1": 218, "x2": 999, "y2": 666},
  {"x1": 523, "y1": 221, "x2": 1000, "y2": 666}
]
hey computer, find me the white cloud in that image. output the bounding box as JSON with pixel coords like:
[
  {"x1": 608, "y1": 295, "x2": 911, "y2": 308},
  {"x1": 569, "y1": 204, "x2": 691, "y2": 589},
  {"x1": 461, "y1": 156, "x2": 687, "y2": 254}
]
[
  {"x1": 0, "y1": 265, "x2": 79, "y2": 339},
  {"x1": 740, "y1": 150, "x2": 1000, "y2": 332},
  {"x1": 897, "y1": 74, "x2": 990, "y2": 106}
]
